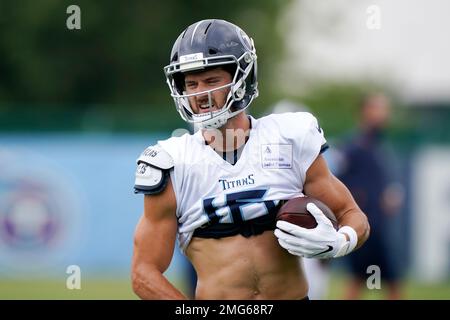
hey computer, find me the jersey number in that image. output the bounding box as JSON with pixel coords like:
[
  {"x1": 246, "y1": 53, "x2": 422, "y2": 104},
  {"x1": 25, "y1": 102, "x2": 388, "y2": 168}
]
[{"x1": 203, "y1": 189, "x2": 278, "y2": 224}]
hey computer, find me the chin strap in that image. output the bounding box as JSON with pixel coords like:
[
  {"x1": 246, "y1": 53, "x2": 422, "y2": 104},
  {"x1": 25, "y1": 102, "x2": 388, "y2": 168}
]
[{"x1": 193, "y1": 107, "x2": 247, "y2": 129}]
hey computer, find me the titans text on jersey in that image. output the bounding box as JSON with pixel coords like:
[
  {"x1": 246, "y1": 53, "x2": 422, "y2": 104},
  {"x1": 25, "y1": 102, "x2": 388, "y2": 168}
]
[{"x1": 219, "y1": 174, "x2": 255, "y2": 191}]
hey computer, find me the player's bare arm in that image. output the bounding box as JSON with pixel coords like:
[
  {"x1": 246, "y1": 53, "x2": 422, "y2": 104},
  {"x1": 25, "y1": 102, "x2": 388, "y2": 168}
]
[
  {"x1": 303, "y1": 155, "x2": 370, "y2": 249},
  {"x1": 131, "y1": 179, "x2": 187, "y2": 300}
]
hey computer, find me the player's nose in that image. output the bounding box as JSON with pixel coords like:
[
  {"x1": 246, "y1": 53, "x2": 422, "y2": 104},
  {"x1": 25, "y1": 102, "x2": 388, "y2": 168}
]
[{"x1": 196, "y1": 94, "x2": 208, "y2": 104}]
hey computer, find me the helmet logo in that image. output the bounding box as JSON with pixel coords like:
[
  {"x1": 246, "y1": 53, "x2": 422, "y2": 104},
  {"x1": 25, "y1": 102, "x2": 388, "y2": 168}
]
[
  {"x1": 238, "y1": 29, "x2": 252, "y2": 51},
  {"x1": 223, "y1": 41, "x2": 239, "y2": 48}
]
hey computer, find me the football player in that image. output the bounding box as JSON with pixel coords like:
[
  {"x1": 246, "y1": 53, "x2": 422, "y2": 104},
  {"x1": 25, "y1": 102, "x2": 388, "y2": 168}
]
[{"x1": 131, "y1": 19, "x2": 370, "y2": 299}]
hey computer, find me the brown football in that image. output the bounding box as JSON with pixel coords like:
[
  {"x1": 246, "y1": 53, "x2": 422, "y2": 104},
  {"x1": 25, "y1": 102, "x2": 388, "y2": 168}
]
[{"x1": 276, "y1": 196, "x2": 338, "y2": 230}]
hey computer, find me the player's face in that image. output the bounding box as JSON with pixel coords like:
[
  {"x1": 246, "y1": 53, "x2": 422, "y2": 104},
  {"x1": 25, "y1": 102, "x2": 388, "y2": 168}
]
[{"x1": 184, "y1": 68, "x2": 232, "y2": 114}]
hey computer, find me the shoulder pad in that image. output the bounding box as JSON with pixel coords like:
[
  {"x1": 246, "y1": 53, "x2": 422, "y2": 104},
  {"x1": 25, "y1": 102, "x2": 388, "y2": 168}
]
[
  {"x1": 134, "y1": 145, "x2": 174, "y2": 195},
  {"x1": 134, "y1": 163, "x2": 171, "y2": 195},
  {"x1": 136, "y1": 144, "x2": 174, "y2": 170}
]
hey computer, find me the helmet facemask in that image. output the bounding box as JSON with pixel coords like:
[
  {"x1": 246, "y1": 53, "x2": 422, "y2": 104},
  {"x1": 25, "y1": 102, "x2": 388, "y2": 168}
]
[{"x1": 164, "y1": 50, "x2": 258, "y2": 130}]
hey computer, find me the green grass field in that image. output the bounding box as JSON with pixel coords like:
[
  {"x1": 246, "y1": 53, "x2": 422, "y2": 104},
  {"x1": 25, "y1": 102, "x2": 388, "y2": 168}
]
[
  {"x1": 326, "y1": 273, "x2": 450, "y2": 300},
  {"x1": 0, "y1": 275, "x2": 449, "y2": 300},
  {"x1": 0, "y1": 276, "x2": 190, "y2": 300},
  {"x1": 0, "y1": 278, "x2": 138, "y2": 300}
]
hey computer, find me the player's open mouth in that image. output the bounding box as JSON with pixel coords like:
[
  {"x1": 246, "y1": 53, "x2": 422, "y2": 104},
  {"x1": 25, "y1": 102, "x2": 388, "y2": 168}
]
[{"x1": 199, "y1": 104, "x2": 215, "y2": 111}]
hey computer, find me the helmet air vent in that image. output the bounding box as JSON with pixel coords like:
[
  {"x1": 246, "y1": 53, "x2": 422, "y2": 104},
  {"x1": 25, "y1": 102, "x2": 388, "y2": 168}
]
[{"x1": 204, "y1": 22, "x2": 213, "y2": 34}]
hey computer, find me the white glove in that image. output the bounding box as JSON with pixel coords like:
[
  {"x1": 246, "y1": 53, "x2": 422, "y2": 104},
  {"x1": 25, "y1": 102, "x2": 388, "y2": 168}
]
[{"x1": 274, "y1": 203, "x2": 357, "y2": 259}]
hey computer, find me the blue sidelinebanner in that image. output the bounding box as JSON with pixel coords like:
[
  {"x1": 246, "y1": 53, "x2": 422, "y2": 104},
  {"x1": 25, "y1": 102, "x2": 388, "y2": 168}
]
[{"x1": 0, "y1": 133, "x2": 190, "y2": 281}]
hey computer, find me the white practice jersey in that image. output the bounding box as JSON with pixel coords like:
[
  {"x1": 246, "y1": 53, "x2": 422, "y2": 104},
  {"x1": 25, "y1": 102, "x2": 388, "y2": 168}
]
[{"x1": 154, "y1": 112, "x2": 327, "y2": 253}]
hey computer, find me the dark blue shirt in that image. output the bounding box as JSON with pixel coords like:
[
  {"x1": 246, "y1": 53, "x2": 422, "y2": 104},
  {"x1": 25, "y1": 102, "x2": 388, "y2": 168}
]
[{"x1": 338, "y1": 129, "x2": 390, "y2": 233}]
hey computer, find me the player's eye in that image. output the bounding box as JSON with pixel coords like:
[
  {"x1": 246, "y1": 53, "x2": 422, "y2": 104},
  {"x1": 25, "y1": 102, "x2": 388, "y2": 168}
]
[
  {"x1": 207, "y1": 79, "x2": 220, "y2": 85},
  {"x1": 185, "y1": 82, "x2": 197, "y2": 89}
]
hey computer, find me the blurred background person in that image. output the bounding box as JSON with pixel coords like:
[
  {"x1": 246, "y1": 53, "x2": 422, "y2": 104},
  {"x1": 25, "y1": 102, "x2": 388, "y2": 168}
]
[{"x1": 336, "y1": 93, "x2": 405, "y2": 300}]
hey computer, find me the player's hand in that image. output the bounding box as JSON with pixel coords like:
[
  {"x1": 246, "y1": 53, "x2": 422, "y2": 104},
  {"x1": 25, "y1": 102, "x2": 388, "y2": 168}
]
[{"x1": 274, "y1": 203, "x2": 356, "y2": 259}]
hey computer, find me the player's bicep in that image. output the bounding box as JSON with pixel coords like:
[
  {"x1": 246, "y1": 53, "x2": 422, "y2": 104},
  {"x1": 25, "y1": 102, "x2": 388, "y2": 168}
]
[
  {"x1": 132, "y1": 179, "x2": 177, "y2": 274},
  {"x1": 303, "y1": 155, "x2": 359, "y2": 222}
]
